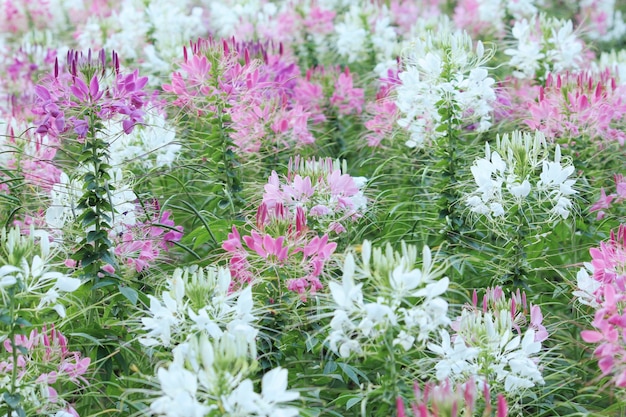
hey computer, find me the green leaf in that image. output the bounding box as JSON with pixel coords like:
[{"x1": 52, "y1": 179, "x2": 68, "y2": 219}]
[
  {"x1": 0, "y1": 314, "x2": 12, "y2": 325},
  {"x1": 323, "y1": 360, "x2": 337, "y2": 375},
  {"x1": 92, "y1": 280, "x2": 116, "y2": 290},
  {"x1": 346, "y1": 396, "x2": 362, "y2": 410},
  {"x1": 118, "y1": 285, "x2": 138, "y2": 305},
  {"x1": 87, "y1": 230, "x2": 107, "y2": 243},
  {"x1": 14, "y1": 317, "x2": 31, "y2": 327},
  {"x1": 81, "y1": 210, "x2": 97, "y2": 227},
  {"x1": 3, "y1": 392, "x2": 22, "y2": 408},
  {"x1": 70, "y1": 332, "x2": 103, "y2": 347},
  {"x1": 337, "y1": 362, "x2": 360, "y2": 385}
]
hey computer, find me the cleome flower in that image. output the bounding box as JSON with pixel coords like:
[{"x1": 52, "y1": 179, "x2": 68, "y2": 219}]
[
  {"x1": 262, "y1": 155, "x2": 367, "y2": 235},
  {"x1": 577, "y1": 225, "x2": 626, "y2": 388},
  {"x1": 138, "y1": 265, "x2": 256, "y2": 349},
  {"x1": 396, "y1": 28, "x2": 495, "y2": 147},
  {"x1": 464, "y1": 130, "x2": 578, "y2": 225},
  {"x1": 149, "y1": 332, "x2": 299, "y2": 417},
  {"x1": 326, "y1": 240, "x2": 450, "y2": 358},
  {"x1": 428, "y1": 287, "x2": 547, "y2": 396},
  {"x1": 505, "y1": 14, "x2": 585, "y2": 81}
]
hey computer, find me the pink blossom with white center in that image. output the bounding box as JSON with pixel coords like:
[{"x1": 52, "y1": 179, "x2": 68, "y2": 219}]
[{"x1": 262, "y1": 156, "x2": 367, "y2": 236}]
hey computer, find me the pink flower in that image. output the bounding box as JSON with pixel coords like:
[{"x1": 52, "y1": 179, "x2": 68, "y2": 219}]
[
  {"x1": 223, "y1": 226, "x2": 244, "y2": 253},
  {"x1": 615, "y1": 174, "x2": 626, "y2": 202},
  {"x1": 330, "y1": 67, "x2": 364, "y2": 116},
  {"x1": 581, "y1": 225, "x2": 626, "y2": 387},
  {"x1": 530, "y1": 305, "x2": 549, "y2": 342},
  {"x1": 523, "y1": 71, "x2": 626, "y2": 145},
  {"x1": 303, "y1": 7, "x2": 336, "y2": 35},
  {"x1": 243, "y1": 231, "x2": 289, "y2": 262},
  {"x1": 590, "y1": 187, "x2": 615, "y2": 220}
]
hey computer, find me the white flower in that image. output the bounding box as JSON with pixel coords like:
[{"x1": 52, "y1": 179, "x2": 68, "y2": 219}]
[
  {"x1": 573, "y1": 265, "x2": 601, "y2": 307},
  {"x1": 140, "y1": 293, "x2": 182, "y2": 347},
  {"x1": 396, "y1": 30, "x2": 495, "y2": 146},
  {"x1": 509, "y1": 179, "x2": 531, "y2": 198},
  {"x1": 393, "y1": 330, "x2": 415, "y2": 351},
  {"x1": 0, "y1": 265, "x2": 20, "y2": 288},
  {"x1": 256, "y1": 367, "x2": 300, "y2": 416},
  {"x1": 188, "y1": 307, "x2": 223, "y2": 338},
  {"x1": 390, "y1": 264, "x2": 424, "y2": 296},
  {"x1": 505, "y1": 18, "x2": 544, "y2": 79},
  {"x1": 547, "y1": 19, "x2": 583, "y2": 73},
  {"x1": 490, "y1": 202, "x2": 505, "y2": 217},
  {"x1": 506, "y1": 15, "x2": 584, "y2": 79},
  {"x1": 334, "y1": 6, "x2": 368, "y2": 63},
  {"x1": 329, "y1": 253, "x2": 363, "y2": 312},
  {"x1": 429, "y1": 330, "x2": 480, "y2": 381},
  {"x1": 151, "y1": 360, "x2": 210, "y2": 417},
  {"x1": 538, "y1": 152, "x2": 576, "y2": 194},
  {"x1": 222, "y1": 379, "x2": 261, "y2": 415}
]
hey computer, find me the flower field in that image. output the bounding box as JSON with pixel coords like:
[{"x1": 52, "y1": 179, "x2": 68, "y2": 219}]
[{"x1": 1, "y1": 0, "x2": 626, "y2": 416}]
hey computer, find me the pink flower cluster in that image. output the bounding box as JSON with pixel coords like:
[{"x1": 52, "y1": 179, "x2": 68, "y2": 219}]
[
  {"x1": 363, "y1": 69, "x2": 400, "y2": 147},
  {"x1": 113, "y1": 203, "x2": 183, "y2": 274},
  {"x1": 589, "y1": 174, "x2": 626, "y2": 220},
  {"x1": 164, "y1": 38, "x2": 316, "y2": 152},
  {"x1": 397, "y1": 378, "x2": 508, "y2": 417},
  {"x1": 524, "y1": 71, "x2": 626, "y2": 145},
  {"x1": 34, "y1": 49, "x2": 148, "y2": 141},
  {"x1": 164, "y1": 38, "x2": 366, "y2": 153},
  {"x1": 581, "y1": 224, "x2": 626, "y2": 387},
  {"x1": 0, "y1": 325, "x2": 89, "y2": 416},
  {"x1": 263, "y1": 156, "x2": 366, "y2": 235},
  {"x1": 222, "y1": 202, "x2": 336, "y2": 300},
  {"x1": 0, "y1": 46, "x2": 63, "y2": 194}
]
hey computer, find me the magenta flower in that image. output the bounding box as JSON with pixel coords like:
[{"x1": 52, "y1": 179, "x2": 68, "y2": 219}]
[
  {"x1": 579, "y1": 224, "x2": 626, "y2": 387},
  {"x1": 34, "y1": 50, "x2": 149, "y2": 141},
  {"x1": 615, "y1": 174, "x2": 626, "y2": 202},
  {"x1": 397, "y1": 378, "x2": 509, "y2": 417},
  {"x1": 243, "y1": 230, "x2": 289, "y2": 262},
  {"x1": 0, "y1": 325, "x2": 90, "y2": 414},
  {"x1": 112, "y1": 205, "x2": 183, "y2": 274},
  {"x1": 590, "y1": 187, "x2": 616, "y2": 220},
  {"x1": 330, "y1": 67, "x2": 364, "y2": 116},
  {"x1": 524, "y1": 71, "x2": 626, "y2": 145},
  {"x1": 164, "y1": 37, "x2": 319, "y2": 153}
]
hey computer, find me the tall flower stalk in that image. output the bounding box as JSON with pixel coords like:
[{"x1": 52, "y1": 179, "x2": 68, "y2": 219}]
[
  {"x1": 34, "y1": 49, "x2": 149, "y2": 287},
  {"x1": 463, "y1": 130, "x2": 578, "y2": 286},
  {"x1": 395, "y1": 28, "x2": 496, "y2": 246}
]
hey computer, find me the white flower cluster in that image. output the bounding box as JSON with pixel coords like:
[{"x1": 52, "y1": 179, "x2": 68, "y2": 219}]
[
  {"x1": 465, "y1": 130, "x2": 577, "y2": 222},
  {"x1": 207, "y1": 0, "x2": 276, "y2": 39},
  {"x1": 327, "y1": 241, "x2": 450, "y2": 358},
  {"x1": 0, "y1": 227, "x2": 81, "y2": 318},
  {"x1": 396, "y1": 30, "x2": 495, "y2": 148},
  {"x1": 334, "y1": 4, "x2": 400, "y2": 75},
  {"x1": 103, "y1": 110, "x2": 181, "y2": 169},
  {"x1": 139, "y1": 265, "x2": 256, "y2": 348},
  {"x1": 429, "y1": 302, "x2": 544, "y2": 394},
  {"x1": 505, "y1": 14, "x2": 584, "y2": 80},
  {"x1": 75, "y1": 0, "x2": 204, "y2": 80},
  {"x1": 46, "y1": 168, "x2": 138, "y2": 234},
  {"x1": 150, "y1": 332, "x2": 299, "y2": 417}
]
